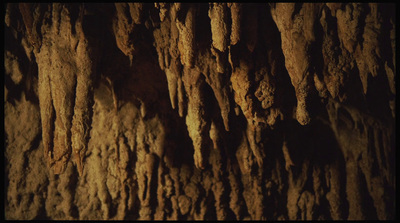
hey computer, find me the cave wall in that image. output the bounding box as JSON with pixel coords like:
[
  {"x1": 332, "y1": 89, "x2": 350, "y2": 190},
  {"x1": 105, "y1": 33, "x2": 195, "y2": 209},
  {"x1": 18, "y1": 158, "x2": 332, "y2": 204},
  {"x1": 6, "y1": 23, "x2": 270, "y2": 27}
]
[{"x1": 4, "y1": 3, "x2": 396, "y2": 220}]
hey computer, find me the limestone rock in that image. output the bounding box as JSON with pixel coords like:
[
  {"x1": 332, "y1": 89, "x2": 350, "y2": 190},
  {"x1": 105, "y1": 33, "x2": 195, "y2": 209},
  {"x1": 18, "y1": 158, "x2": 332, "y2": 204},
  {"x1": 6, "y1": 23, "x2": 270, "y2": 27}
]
[{"x1": 4, "y1": 3, "x2": 395, "y2": 220}]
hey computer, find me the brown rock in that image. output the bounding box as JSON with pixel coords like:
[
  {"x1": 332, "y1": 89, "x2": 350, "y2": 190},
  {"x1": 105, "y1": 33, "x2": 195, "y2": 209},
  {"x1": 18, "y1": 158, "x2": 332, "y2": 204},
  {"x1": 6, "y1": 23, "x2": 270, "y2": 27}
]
[{"x1": 4, "y1": 3, "x2": 395, "y2": 220}]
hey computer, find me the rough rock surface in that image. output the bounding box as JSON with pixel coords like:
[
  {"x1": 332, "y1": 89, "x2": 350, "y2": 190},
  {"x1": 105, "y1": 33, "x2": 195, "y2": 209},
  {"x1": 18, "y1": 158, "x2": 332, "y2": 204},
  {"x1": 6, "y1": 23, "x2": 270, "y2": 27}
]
[{"x1": 4, "y1": 3, "x2": 396, "y2": 220}]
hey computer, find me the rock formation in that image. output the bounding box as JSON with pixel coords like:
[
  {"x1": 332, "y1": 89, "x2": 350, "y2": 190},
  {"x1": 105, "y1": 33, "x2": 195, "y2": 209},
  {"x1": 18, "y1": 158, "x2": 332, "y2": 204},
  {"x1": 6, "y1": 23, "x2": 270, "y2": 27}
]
[{"x1": 4, "y1": 3, "x2": 395, "y2": 220}]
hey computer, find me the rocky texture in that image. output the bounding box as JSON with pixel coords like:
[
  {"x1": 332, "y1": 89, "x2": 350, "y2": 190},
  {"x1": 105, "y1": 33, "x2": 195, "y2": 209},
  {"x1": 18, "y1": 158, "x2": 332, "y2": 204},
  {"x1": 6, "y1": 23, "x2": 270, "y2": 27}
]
[{"x1": 4, "y1": 3, "x2": 396, "y2": 220}]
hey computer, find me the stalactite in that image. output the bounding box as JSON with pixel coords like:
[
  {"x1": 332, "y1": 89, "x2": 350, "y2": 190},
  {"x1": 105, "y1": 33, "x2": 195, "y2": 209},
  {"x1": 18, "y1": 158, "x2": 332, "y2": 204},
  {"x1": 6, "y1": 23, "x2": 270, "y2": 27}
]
[
  {"x1": 113, "y1": 3, "x2": 143, "y2": 58},
  {"x1": 176, "y1": 5, "x2": 196, "y2": 67},
  {"x1": 228, "y1": 3, "x2": 242, "y2": 46},
  {"x1": 271, "y1": 3, "x2": 323, "y2": 125},
  {"x1": 32, "y1": 4, "x2": 99, "y2": 175},
  {"x1": 182, "y1": 67, "x2": 209, "y2": 169}
]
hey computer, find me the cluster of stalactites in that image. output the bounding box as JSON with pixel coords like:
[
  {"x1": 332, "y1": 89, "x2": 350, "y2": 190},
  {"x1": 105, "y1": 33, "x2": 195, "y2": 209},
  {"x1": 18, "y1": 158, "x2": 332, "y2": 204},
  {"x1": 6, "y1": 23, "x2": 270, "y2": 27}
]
[
  {"x1": 150, "y1": 3, "x2": 284, "y2": 169},
  {"x1": 17, "y1": 3, "x2": 99, "y2": 175},
  {"x1": 151, "y1": 3, "x2": 394, "y2": 170},
  {"x1": 21, "y1": 2, "x2": 395, "y2": 174}
]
